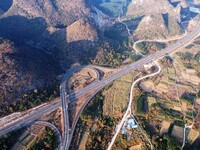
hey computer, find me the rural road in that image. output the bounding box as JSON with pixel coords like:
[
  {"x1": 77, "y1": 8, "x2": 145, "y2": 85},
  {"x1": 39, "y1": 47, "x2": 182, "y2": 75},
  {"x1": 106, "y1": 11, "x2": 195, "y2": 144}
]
[{"x1": 107, "y1": 61, "x2": 161, "y2": 150}]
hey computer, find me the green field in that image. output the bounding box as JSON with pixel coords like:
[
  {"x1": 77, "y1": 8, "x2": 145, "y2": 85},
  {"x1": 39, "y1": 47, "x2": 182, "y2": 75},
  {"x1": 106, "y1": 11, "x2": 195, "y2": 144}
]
[
  {"x1": 135, "y1": 41, "x2": 166, "y2": 55},
  {"x1": 135, "y1": 95, "x2": 148, "y2": 114},
  {"x1": 93, "y1": 0, "x2": 124, "y2": 17}
]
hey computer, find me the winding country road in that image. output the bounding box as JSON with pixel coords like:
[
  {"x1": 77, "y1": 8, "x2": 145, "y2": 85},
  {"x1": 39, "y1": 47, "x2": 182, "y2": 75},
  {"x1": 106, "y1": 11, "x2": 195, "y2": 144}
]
[
  {"x1": 107, "y1": 61, "x2": 161, "y2": 150},
  {"x1": 133, "y1": 31, "x2": 187, "y2": 55}
]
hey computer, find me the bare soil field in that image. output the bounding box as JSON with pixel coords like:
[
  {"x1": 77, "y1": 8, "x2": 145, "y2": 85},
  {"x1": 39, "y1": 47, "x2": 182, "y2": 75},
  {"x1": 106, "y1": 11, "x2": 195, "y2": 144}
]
[
  {"x1": 160, "y1": 121, "x2": 171, "y2": 135},
  {"x1": 171, "y1": 125, "x2": 184, "y2": 142},
  {"x1": 68, "y1": 68, "x2": 98, "y2": 93},
  {"x1": 103, "y1": 71, "x2": 137, "y2": 118},
  {"x1": 187, "y1": 129, "x2": 199, "y2": 144},
  {"x1": 140, "y1": 81, "x2": 155, "y2": 92}
]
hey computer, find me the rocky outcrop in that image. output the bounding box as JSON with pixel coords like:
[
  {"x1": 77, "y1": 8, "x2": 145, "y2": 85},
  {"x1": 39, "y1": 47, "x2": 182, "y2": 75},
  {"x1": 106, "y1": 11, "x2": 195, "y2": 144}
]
[
  {"x1": 67, "y1": 18, "x2": 98, "y2": 43},
  {"x1": 2, "y1": 0, "x2": 90, "y2": 26}
]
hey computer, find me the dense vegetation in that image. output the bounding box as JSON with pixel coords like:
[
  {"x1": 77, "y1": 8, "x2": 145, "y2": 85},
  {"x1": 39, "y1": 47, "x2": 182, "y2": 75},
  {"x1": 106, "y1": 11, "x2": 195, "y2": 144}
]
[
  {"x1": 92, "y1": 0, "x2": 130, "y2": 17},
  {"x1": 92, "y1": 39, "x2": 140, "y2": 68},
  {"x1": 29, "y1": 127, "x2": 58, "y2": 150},
  {"x1": 181, "y1": 93, "x2": 196, "y2": 105},
  {"x1": 198, "y1": 90, "x2": 200, "y2": 98},
  {"x1": 135, "y1": 94, "x2": 148, "y2": 114},
  {"x1": 135, "y1": 41, "x2": 166, "y2": 55},
  {"x1": 0, "y1": 129, "x2": 24, "y2": 150},
  {"x1": 153, "y1": 134, "x2": 181, "y2": 150}
]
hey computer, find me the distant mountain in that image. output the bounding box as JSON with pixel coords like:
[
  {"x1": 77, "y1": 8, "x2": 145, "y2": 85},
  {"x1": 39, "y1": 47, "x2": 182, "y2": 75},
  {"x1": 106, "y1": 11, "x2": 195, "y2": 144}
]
[
  {"x1": 126, "y1": 0, "x2": 184, "y2": 39},
  {"x1": 0, "y1": 0, "x2": 107, "y2": 67},
  {"x1": 2, "y1": 0, "x2": 90, "y2": 26}
]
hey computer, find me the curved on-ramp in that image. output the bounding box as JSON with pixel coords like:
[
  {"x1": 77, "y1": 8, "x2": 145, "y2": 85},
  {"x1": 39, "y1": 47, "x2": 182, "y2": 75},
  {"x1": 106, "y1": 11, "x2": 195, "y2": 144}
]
[
  {"x1": 33, "y1": 121, "x2": 62, "y2": 150},
  {"x1": 61, "y1": 65, "x2": 100, "y2": 150}
]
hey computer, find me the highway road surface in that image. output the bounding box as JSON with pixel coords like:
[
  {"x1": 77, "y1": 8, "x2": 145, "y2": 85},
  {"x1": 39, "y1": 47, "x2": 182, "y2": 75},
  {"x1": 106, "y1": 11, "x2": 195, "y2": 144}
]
[
  {"x1": 60, "y1": 83, "x2": 69, "y2": 150},
  {"x1": 0, "y1": 20, "x2": 200, "y2": 149}
]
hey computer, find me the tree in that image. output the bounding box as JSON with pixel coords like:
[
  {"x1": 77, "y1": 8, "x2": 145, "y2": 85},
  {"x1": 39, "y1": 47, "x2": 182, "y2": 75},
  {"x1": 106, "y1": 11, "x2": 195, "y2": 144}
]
[
  {"x1": 184, "y1": 52, "x2": 193, "y2": 61},
  {"x1": 197, "y1": 90, "x2": 200, "y2": 98}
]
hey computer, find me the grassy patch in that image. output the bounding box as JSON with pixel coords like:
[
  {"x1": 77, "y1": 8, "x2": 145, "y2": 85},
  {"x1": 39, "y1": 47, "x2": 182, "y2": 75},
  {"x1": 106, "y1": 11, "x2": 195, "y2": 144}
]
[
  {"x1": 147, "y1": 97, "x2": 156, "y2": 108},
  {"x1": 176, "y1": 52, "x2": 200, "y2": 78},
  {"x1": 156, "y1": 82, "x2": 168, "y2": 93},
  {"x1": 153, "y1": 134, "x2": 181, "y2": 150},
  {"x1": 180, "y1": 93, "x2": 196, "y2": 105},
  {"x1": 103, "y1": 72, "x2": 136, "y2": 117},
  {"x1": 135, "y1": 94, "x2": 148, "y2": 114},
  {"x1": 135, "y1": 41, "x2": 166, "y2": 55}
]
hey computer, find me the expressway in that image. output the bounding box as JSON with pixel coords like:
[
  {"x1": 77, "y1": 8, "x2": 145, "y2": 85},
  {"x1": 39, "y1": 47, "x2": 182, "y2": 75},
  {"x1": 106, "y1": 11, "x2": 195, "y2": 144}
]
[
  {"x1": 60, "y1": 83, "x2": 69, "y2": 150},
  {"x1": 0, "y1": 20, "x2": 200, "y2": 149}
]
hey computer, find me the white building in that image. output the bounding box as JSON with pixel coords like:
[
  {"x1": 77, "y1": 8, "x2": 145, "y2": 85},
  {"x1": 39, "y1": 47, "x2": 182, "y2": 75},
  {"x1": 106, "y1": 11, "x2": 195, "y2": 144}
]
[{"x1": 127, "y1": 119, "x2": 138, "y2": 129}]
